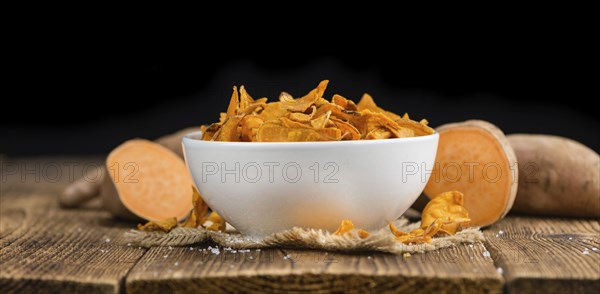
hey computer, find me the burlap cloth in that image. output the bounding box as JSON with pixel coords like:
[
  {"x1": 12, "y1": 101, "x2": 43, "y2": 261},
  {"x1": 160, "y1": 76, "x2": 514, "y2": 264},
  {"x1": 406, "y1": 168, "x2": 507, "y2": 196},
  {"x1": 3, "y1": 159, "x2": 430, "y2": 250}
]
[{"x1": 125, "y1": 218, "x2": 482, "y2": 254}]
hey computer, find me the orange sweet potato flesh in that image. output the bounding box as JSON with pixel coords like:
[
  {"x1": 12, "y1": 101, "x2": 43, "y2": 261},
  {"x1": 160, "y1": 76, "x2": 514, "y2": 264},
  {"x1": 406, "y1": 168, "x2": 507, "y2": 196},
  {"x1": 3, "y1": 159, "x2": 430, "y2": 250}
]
[
  {"x1": 424, "y1": 120, "x2": 517, "y2": 227},
  {"x1": 106, "y1": 139, "x2": 194, "y2": 221}
]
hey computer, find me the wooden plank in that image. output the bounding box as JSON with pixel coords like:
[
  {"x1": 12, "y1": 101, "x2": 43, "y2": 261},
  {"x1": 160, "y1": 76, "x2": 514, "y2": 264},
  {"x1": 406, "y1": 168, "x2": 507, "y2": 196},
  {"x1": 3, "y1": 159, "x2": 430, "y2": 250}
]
[
  {"x1": 484, "y1": 216, "x2": 600, "y2": 294},
  {"x1": 0, "y1": 157, "x2": 147, "y2": 294},
  {"x1": 126, "y1": 246, "x2": 294, "y2": 293},
  {"x1": 282, "y1": 243, "x2": 502, "y2": 293},
  {"x1": 127, "y1": 242, "x2": 503, "y2": 293}
]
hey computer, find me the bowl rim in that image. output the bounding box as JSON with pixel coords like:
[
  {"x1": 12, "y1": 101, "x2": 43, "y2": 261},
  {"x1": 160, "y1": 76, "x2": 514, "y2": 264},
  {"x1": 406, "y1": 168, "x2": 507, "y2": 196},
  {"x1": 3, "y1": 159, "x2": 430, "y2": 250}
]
[{"x1": 183, "y1": 131, "x2": 438, "y2": 147}]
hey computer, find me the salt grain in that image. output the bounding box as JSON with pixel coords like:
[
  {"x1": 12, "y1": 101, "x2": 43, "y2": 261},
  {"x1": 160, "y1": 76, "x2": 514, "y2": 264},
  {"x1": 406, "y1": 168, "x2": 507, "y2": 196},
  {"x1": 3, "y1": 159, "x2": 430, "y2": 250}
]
[
  {"x1": 498, "y1": 230, "x2": 504, "y2": 235},
  {"x1": 497, "y1": 267, "x2": 504, "y2": 275},
  {"x1": 127, "y1": 243, "x2": 132, "y2": 247},
  {"x1": 592, "y1": 247, "x2": 598, "y2": 251},
  {"x1": 105, "y1": 238, "x2": 111, "y2": 243},
  {"x1": 174, "y1": 262, "x2": 179, "y2": 266},
  {"x1": 168, "y1": 246, "x2": 173, "y2": 250},
  {"x1": 569, "y1": 237, "x2": 573, "y2": 240},
  {"x1": 367, "y1": 256, "x2": 373, "y2": 260},
  {"x1": 189, "y1": 247, "x2": 194, "y2": 251},
  {"x1": 163, "y1": 255, "x2": 168, "y2": 259},
  {"x1": 249, "y1": 256, "x2": 254, "y2": 260},
  {"x1": 483, "y1": 251, "x2": 491, "y2": 258},
  {"x1": 469, "y1": 244, "x2": 474, "y2": 248},
  {"x1": 583, "y1": 248, "x2": 590, "y2": 255}
]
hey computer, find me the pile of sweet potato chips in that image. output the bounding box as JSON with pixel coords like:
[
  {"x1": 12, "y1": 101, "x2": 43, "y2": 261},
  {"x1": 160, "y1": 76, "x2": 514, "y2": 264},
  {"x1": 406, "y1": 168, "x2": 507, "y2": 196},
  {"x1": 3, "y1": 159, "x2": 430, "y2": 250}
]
[
  {"x1": 201, "y1": 80, "x2": 434, "y2": 142},
  {"x1": 334, "y1": 191, "x2": 471, "y2": 244}
]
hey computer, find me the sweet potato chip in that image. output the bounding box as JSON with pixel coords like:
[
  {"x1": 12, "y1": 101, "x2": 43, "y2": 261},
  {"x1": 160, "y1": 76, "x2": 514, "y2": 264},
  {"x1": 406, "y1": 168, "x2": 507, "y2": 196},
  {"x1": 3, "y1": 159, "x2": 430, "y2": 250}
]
[
  {"x1": 421, "y1": 191, "x2": 471, "y2": 235},
  {"x1": 281, "y1": 80, "x2": 329, "y2": 112},
  {"x1": 333, "y1": 220, "x2": 369, "y2": 238},
  {"x1": 215, "y1": 115, "x2": 244, "y2": 142},
  {"x1": 288, "y1": 105, "x2": 317, "y2": 122},
  {"x1": 137, "y1": 217, "x2": 178, "y2": 232},
  {"x1": 226, "y1": 86, "x2": 239, "y2": 118},
  {"x1": 330, "y1": 117, "x2": 361, "y2": 140},
  {"x1": 357, "y1": 94, "x2": 401, "y2": 121},
  {"x1": 357, "y1": 229, "x2": 370, "y2": 239},
  {"x1": 332, "y1": 94, "x2": 358, "y2": 111},
  {"x1": 203, "y1": 211, "x2": 226, "y2": 232},
  {"x1": 310, "y1": 110, "x2": 332, "y2": 129},
  {"x1": 333, "y1": 219, "x2": 354, "y2": 235},
  {"x1": 389, "y1": 190, "x2": 471, "y2": 244},
  {"x1": 240, "y1": 115, "x2": 265, "y2": 142},
  {"x1": 182, "y1": 187, "x2": 209, "y2": 228}
]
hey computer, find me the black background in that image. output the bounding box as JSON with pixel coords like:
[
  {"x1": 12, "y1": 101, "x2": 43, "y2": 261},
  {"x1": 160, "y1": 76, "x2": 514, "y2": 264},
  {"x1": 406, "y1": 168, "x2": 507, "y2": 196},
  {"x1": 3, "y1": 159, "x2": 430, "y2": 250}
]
[{"x1": 2, "y1": 44, "x2": 598, "y2": 156}]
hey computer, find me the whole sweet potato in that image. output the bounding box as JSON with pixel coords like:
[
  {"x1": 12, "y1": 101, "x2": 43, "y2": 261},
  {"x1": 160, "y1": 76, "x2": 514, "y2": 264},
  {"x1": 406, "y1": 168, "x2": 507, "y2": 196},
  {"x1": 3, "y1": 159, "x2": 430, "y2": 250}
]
[{"x1": 509, "y1": 134, "x2": 600, "y2": 217}]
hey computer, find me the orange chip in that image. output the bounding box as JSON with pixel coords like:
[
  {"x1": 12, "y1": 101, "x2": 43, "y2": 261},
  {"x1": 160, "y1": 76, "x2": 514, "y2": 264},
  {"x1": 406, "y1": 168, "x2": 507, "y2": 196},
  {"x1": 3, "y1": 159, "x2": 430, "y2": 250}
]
[
  {"x1": 421, "y1": 191, "x2": 471, "y2": 235},
  {"x1": 357, "y1": 229, "x2": 370, "y2": 239},
  {"x1": 137, "y1": 217, "x2": 178, "y2": 232},
  {"x1": 204, "y1": 211, "x2": 226, "y2": 232},
  {"x1": 182, "y1": 187, "x2": 209, "y2": 228},
  {"x1": 333, "y1": 219, "x2": 355, "y2": 236}
]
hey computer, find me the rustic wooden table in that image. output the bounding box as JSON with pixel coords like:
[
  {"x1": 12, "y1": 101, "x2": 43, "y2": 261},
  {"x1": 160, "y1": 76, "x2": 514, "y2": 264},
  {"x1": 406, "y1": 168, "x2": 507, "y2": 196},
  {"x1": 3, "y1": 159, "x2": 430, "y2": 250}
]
[{"x1": 1, "y1": 157, "x2": 598, "y2": 293}]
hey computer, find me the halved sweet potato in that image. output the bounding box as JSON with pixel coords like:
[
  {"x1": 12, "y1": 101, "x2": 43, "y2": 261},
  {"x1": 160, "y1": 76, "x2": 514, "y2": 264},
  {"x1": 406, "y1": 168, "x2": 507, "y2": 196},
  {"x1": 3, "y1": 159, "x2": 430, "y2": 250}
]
[
  {"x1": 105, "y1": 139, "x2": 193, "y2": 221},
  {"x1": 423, "y1": 120, "x2": 518, "y2": 227}
]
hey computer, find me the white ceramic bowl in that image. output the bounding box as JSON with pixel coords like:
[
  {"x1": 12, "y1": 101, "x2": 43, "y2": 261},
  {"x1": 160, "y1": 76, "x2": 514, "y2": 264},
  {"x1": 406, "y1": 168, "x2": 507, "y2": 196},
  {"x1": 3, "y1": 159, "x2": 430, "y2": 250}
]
[{"x1": 182, "y1": 131, "x2": 439, "y2": 238}]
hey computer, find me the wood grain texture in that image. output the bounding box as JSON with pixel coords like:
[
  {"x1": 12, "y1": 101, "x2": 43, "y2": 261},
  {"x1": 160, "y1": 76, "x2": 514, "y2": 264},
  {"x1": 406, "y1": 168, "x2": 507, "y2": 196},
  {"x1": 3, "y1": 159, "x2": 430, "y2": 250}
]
[
  {"x1": 484, "y1": 216, "x2": 600, "y2": 294},
  {"x1": 1, "y1": 157, "x2": 146, "y2": 294},
  {"x1": 3, "y1": 157, "x2": 600, "y2": 293},
  {"x1": 127, "y1": 242, "x2": 503, "y2": 293}
]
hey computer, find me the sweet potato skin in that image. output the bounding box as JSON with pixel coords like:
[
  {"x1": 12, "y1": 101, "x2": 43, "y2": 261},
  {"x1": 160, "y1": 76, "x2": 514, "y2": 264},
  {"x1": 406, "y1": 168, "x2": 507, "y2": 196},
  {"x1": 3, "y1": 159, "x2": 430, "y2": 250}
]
[{"x1": 509, "y1": 134, "x2": 600, "y2": 217}]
